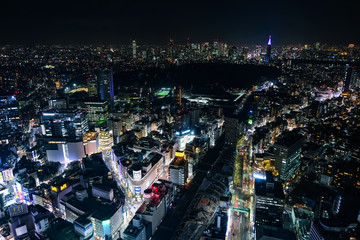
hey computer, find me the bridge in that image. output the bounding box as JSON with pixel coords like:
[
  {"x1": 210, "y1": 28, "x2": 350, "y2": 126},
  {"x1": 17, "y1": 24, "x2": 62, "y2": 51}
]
[{"x1": 232, "y1": 206, "x2": 250, "y2": 214}]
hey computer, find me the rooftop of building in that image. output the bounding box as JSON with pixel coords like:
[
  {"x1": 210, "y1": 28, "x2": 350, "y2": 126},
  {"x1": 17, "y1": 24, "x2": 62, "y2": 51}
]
[
  {"x1": 120, "y1": 158, "x2": 132, "y2": 167},
  {"x1": 45, "y1": 218, "x2": 79, "y2": 240},
  {"x1": 51, "y1": 178, "x2": 69, "y2": 188},
  {"x1": 123, "y1": 215, "x2": 152, "y2": 238},
  {"x1": 170, "y1": 156, "x2": 186, "y2": 167},
  {"x1": 256, "y1": 225, "x2": 297, "y2": 240},
  {"x1": 128, "y1": 152, "x2": 163, "y2": 177},
  {"x1": 42, "y1": 108, "x2": 84, "y2": 115},
  {"x1": 74, "y1": 215, "x2": 92, "y2": 228},
  {"x1": 137, "y1": 136, "x2": 161, "y2": 146},
  {"x1": 152, "y1": 179, "x2": 173, "y2": 192},
  {"x1": 319, "y1": 194, "x2": 360, "y2": 228},
  {"x1": 66, "y1": 195, "x2": 121, "y2": 221},
  {"x1": 92, "y1": 182, "x2": 113, "y2": 192},
  {"x1": 123, "y1": 220, "x2": 144, "y2": 237},
  {"x1": 312, "y1": 219, "x2": 360, "y2": 240},
  {"x1": 138, "y1": 180, "x2": 174, "y2": 215},
  {"x1": 255, "y1": 178, "x2": 285, "y2": 199},
  {"x1": 29, "y1": 204, "x2": 53, "y2": 217},
  {"x1": 83, "y1": 132, "x2": 98, "y2": 141},
  {"x1": 274, "y1": 131, "x2": 304, "y2": 148},
  {"x1": 202, "y1": 211, "x2": 227, "y2": 240}
]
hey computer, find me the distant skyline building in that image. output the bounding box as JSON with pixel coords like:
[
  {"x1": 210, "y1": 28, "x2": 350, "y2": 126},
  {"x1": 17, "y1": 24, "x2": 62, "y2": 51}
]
[
  {"x1": 168, "y1": 38, "x2": 174, "y2": 60},
  {"x1": 132, "y1": 39, "x2": 137, "y2": 59},
  {"x1": 97, "y1": 69, "x2": 114, "y2": 111},
  {"x1": 266, "y1": 35, "x2": 271, "y2": 63}
]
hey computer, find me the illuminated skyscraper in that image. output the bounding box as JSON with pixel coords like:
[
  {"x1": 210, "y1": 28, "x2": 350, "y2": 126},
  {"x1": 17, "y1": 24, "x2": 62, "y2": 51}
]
[
  {"x1": 173, "y1": 86, "x2": 182, "y2": 106},
  {"x1": 266, "y1": 35, "x2": 272, "y2": 63},
  {"x1": 97, "y1": 69, "x2": 114, "y2": 111},
  {"x1": 0, "y1": 95, "x2": 19, "y2": 122},
  {"x1": 168, "y1": 38, "x2": 174, "y2": 60},
  {"x1": 41, "y1": 109, "x2": 88, "y2": 163},
  {"x1": 344, "y1": 65, "x2": 358, "y2": 91},
  {"x1": 132, "y1": 40, "x2": 137, "y2": 59},
  {"x1": 241, "y1": 46, "x2": 248, "y2": 60},
  {"x1": 224, "y1": 115, "x2": 240, "y2": 147},
  {"x1": 273, "y1": 131, "x2": 304, "y2": 181},
  {"x1": 41, "y1": 109, "x2": 88, "y2": 138}
]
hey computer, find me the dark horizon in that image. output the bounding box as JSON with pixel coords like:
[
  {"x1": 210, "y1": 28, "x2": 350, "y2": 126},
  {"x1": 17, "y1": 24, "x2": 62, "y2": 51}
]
[{"x1": 1, "y1": 0, "x2": 359, "y2": 46}]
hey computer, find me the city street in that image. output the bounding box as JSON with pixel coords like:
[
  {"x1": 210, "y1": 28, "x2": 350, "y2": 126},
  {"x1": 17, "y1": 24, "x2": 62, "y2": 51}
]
[{"x1": 227, "y1": 134, "x2": 254, "y2": 240}]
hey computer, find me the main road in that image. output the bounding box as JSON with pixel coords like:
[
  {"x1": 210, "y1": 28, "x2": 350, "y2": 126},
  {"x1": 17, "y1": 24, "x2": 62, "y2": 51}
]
[{"x1": 227, "y1": 134, "x2": 254, "y2": 240}]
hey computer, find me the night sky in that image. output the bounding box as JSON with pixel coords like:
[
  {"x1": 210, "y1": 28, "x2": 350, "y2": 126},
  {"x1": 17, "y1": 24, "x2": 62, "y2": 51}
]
[{"x1": 1, "y1": 0, "x2": 359, "y2": 45}]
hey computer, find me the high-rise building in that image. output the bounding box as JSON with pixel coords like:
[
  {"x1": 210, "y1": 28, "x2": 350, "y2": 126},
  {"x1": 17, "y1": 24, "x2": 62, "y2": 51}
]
[
  {"x1": 344, "y1": 65, "x2": 358, "y2": 91},
  {"x1": 48, "y1": 98, "x2": 67, "y2": 109},
  {"x1": 132, "y1": 40, "x2": 137, "y2": 59},
  {"x1": 254, "y1": 171, "x2": 285, "y2": 227},
  {"x1": 41, "y1": 109, "x2": 88, "y2": 163},
  {"x1": 82, "y1": 100, "x2": 109, "y2": 125},
  {"x1": 142, "y1": 50, "x2": 147, "y2": 59},
  {"x1": 46, "y1": 138, "x2": 86, "y2": 163},
  {"x1": 224, "y1": 115, "x2": 240, "y2": 147},
  {"x1": 169, "y1": 152, "x2": 188, "y2": 185},
  {"x1": 273, "y1": 131, "x2": 304, "y2": 181},
  {"x1": 241, "y1": 46, "x2": 248, "y2": 60},
  {"x1": 266, "y1": 35, "x2": 272, "y2": 63},
  {"x1": 173, "y1": 86, "x2": 182, "y2": 106},
  {"x1": 97, "y1": 69, "x2": 114, "y2": 111},
  {"x1": 41, "y1": 109, "x2": 88, "y2": 138},
  {"x1": 0, "y1": 95, "x2": 19, "y2": 122},
  {"x1": 168, "y1": 38, "x2": 174, "y2": 60}
]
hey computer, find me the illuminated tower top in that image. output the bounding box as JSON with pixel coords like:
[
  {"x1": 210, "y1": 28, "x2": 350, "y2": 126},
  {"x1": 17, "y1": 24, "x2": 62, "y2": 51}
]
[{"x1": 266, "y1": 35, "x2": 272, "y2": 63}]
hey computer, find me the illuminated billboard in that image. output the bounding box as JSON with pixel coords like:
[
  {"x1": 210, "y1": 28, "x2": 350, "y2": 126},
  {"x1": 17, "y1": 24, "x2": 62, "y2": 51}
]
[
  {"x1": 9, "y1": 204, "x2": 28, "y2": 217},
  {"x1": 134, "y1": 187, "x2": 141, "y2": 195}
]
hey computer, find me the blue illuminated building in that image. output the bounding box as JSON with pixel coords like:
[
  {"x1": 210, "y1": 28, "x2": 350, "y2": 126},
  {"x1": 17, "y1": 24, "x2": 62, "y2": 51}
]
[{"x1": 98, "y1": 69, "x2": 114, "y2": 111}]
